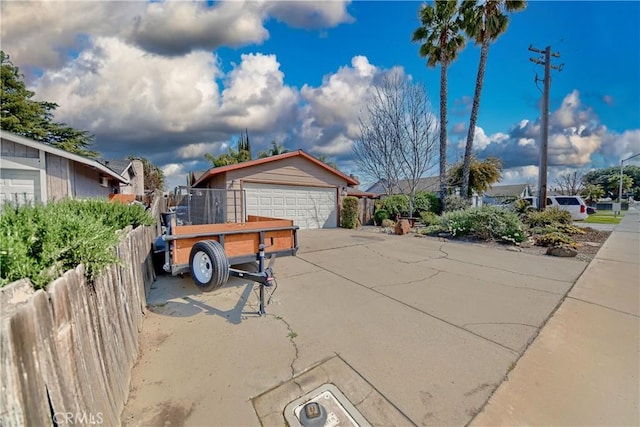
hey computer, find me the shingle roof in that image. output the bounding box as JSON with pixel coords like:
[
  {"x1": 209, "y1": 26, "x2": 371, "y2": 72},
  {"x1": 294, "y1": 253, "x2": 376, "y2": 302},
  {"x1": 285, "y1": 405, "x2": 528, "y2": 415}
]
[
  {"x1": 366, "y1": 176, "x2": 440, "y2": 195},
  {"x1": 99, "y1": 159, "x2": 132, "y2": 175}
]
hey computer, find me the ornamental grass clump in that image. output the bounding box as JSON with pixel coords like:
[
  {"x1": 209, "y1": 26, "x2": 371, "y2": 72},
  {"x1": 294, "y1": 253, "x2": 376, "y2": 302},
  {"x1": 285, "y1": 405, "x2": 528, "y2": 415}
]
[
  {"x1": 523, "y1": 207, "x2": 572, "y2": 227},
  {"x1": 0, "y1": 199, "x2": 154, "y2": 289},
  {"x1": 534, "y1": 232, "x2": 577, "y2": 248},
  {"x1": 440, "y1": 206, "x2": 526, "y2": 243}
]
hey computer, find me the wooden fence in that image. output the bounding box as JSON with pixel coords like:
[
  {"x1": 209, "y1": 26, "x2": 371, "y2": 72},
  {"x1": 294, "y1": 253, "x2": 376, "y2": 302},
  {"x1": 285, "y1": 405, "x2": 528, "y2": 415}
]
[{"x1": 0, "y1": 196, "x2": 162, "y2": 426}]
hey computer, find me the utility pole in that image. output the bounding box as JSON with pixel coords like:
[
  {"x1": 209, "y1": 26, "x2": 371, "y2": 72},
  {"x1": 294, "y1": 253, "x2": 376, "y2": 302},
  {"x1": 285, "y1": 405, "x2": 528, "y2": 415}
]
[{"x1": 529, "y1": 45, "x2": 561, "y2": 210}]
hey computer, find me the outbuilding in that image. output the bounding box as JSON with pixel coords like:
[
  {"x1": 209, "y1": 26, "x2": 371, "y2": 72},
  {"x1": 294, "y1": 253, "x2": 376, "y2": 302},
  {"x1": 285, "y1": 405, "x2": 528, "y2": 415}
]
[{"x1": 192, "y1": 150, "x2": 359, "y2": 229}]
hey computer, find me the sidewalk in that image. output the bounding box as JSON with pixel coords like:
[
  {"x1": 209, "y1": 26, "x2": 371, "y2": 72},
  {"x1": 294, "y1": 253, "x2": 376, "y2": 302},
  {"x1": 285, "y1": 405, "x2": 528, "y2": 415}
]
[{"x1": 471, "y1": 209, "x2": 640, "y2": 426}]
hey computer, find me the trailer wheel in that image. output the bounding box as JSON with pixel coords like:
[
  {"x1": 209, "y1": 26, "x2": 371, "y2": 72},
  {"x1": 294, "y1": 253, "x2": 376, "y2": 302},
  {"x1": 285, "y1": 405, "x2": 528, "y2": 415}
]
[{"x1": 189, "y1": 240, "x2": 230, "y2": 292}]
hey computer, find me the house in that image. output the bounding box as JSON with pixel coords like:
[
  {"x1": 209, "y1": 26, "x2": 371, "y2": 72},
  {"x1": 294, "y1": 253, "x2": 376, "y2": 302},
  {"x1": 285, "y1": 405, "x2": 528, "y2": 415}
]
[
  {"x1": 482, "y1": 183, "x2": 532, "y2": 205},
  {"x1": 99, "y1": 158, "x2": 145, "y2": 197},
  {"x1": 0, "y1": 131, "x2": 128, "y2": 205},
  {"x1": 366, "y1": 176, "x2": 440, "y2": 196},
  {"x1": 191, "y1": 150, "x2": 359, "y2": 229}
]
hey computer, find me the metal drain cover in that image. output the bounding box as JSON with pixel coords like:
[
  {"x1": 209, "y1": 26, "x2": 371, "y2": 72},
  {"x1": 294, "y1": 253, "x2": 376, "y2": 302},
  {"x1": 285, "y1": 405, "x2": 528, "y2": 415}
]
[{"x1": 284, "y1": 384, "x2": 371, "y2": 427}]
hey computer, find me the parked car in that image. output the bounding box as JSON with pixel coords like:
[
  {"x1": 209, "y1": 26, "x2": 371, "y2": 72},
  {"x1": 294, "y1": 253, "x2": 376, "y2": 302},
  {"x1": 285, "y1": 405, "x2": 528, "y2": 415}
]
[
  {"x1": 522, "y1": 195, "x2": 589, "y2": 221},
  {"x1": 587, "y1": 206, "x2": 597, "y2": 215}
]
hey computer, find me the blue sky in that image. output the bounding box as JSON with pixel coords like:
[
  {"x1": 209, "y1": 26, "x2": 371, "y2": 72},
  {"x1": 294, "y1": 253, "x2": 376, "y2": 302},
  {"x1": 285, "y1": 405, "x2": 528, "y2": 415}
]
[{"x1": 2, "y1": 1, "x2": 639, "y2": 190}]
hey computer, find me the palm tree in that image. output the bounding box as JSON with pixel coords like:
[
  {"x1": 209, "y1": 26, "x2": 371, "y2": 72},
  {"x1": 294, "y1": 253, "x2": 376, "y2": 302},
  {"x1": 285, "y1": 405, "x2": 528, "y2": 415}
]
[
  {"x1": 459, "y1": 0, "x2": 526, "y2": 199},
  {"x1": 412, "y1": 1, "x2": 466, "y2": 205},
  {"x1": 316, "y1": 155, "x2": 338, "y2": 169},
  {"x1": 258, "y1": 140, "x2": 289, "y2": 158}
]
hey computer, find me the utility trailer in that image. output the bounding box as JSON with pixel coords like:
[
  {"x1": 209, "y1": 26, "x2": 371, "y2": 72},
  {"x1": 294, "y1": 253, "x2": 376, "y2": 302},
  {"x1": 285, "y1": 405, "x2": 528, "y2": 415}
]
[{"x1": 154, "y1": 190, "x2": 299, "y2": 315}]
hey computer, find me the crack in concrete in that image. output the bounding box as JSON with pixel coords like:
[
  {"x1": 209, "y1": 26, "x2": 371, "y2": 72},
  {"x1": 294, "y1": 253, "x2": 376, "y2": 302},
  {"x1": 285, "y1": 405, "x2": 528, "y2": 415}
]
[
  {"x1": 352, "y1": 389, "x2": 374, "y2": 407},
  {"x1": 566, "y1": 296, "x2": 639, "y2": 318},
  {"x1": 441, "y1": 253, "x2": 580, "y2": 285},
  {"x1": 268, "y1": 314, "x2": 300, "y2": 377},
  {"x1": 438, "y1": 244, "x2": 449, "y2": 258},
  {"x1": 372, "y1": 270, "x2": 441, "y2": 289},
  {"x1": 363, "y1": 244, "x2": 444, "y2": 264},
  {"x1": 297, "y1": 257, "x2": 519, "y2": 355},
  {"x1": 461, "y1": 322, "x2": 538, "y2": 329}
]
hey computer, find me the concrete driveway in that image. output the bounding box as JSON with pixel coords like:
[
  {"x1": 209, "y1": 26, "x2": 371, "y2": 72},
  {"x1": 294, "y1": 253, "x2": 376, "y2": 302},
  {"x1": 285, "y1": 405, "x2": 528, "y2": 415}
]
[{"x1": 122, "y1": 228, "x2": 587, "y2": 426}]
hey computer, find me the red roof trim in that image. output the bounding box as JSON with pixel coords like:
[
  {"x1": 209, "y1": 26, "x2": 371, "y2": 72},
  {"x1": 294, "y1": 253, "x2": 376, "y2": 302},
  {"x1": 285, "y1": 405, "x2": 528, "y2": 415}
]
[{"x1": 192, "y1": 150, "x2": 359, "y2": 187}]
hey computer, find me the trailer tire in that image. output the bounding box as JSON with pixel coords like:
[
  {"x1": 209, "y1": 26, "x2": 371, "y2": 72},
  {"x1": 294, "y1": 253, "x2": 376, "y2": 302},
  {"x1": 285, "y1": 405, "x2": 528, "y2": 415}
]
[{"x1": 189, "y1": 240, "x2": 230, "y2": 292}]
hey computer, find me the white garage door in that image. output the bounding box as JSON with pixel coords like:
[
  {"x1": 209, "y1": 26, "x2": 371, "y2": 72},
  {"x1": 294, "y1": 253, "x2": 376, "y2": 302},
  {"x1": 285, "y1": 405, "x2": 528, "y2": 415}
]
[
  {"x1": 244, "y1": 183, "x2": 337, "y2": 229},
  {"x1": 0, "y1": 169, "x2": 38, "y2": 206}
]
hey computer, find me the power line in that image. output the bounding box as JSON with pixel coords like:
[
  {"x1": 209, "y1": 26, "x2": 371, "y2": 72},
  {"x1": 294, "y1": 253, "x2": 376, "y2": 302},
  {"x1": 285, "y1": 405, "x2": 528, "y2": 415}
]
[{"x1": 529, "y1": 44, "x2": 563, "y2": 210}]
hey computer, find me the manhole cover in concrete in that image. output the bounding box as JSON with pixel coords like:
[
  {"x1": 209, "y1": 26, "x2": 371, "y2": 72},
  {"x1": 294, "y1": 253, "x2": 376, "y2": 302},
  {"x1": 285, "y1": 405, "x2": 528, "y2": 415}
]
[{"x1": 284, "y1": 384, "x2": 371, "y2": 427}]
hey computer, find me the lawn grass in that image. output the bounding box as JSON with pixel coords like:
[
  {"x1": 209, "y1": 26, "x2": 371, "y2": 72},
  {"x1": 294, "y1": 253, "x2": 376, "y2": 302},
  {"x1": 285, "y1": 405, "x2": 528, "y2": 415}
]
[{"x1": 584, "y1": 210, "x2": 625, "y2": 224}]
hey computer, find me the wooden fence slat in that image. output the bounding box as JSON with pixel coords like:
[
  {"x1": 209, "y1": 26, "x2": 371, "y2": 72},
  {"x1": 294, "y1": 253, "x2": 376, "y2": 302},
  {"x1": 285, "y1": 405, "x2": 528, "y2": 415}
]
[{"x1": 1, "y1": 197, "x2": 160, "y2": 426}]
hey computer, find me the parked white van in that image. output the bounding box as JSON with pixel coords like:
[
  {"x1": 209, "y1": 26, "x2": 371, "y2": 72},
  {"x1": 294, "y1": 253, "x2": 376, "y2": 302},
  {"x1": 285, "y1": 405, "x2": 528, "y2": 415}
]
[{"x1": 522, "y1": 195, "x2": 589, "y2": 221}]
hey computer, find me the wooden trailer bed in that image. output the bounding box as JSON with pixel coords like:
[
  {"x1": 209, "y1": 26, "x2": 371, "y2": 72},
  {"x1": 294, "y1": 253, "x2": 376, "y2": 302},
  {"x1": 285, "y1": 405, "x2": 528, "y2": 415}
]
[
  {"x1": 157, "y1": 214, "x2": 299, "y2": 315},
  {"x1": 166, "y1": 215, "x2": 298, "y2": 274}
]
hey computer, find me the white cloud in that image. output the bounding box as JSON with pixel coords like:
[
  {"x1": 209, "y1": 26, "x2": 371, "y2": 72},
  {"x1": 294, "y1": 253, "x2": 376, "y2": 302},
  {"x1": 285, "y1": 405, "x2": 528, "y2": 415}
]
[
  {"x1": 125, "y1": 1, "x2": 270, "y2": 56},
  {"x1": 217, "y1": 53, "x2": 298, "y2": 132},
  {"x1": 0, "y1": 1, "x2": 144, "y2": 69},
  {"x1": 266, "y1": 1, "x2": 354, "y2": 29},
  {"x1": 0, "y1": 0, "x2": 353, "y2": 68},
  {"x1": 298, "y1": 56, "x2": 402, "y2": 155},
  {"x1": 500, "y1": 165, "x2": 539, "y2": 185},
  {"x1": 33, "y1": 37, "x2": 221, "y2": 138},
  {"x1": 475, "y1": 91, "x2": 631, "y2": 170},
  {"x1": 177, "y1": 142, "x2": 225, "y2": 160}
]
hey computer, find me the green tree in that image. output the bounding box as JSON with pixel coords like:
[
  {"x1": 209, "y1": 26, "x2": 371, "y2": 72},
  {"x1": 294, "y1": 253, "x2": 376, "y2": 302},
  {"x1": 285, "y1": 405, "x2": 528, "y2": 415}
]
[
  {"x1": 128, "y1": 156, "x2": 165, "y2": 192},
  {"x1": 412, "y1": 1, "x2": 466, "y2": 204},
  {"x1": 459, "y1": 0, "x2": 526, "y2": 199},
  {"x1": 449, "y1": 156, "x2": 502, "y2": 197},
  {"x1": 608, "y1": 174, "x2": 633, "y2": 200},
  {"x1": 258, "y1": 140, "x2": 289, "y2": 158},
  {"x1": 316, "y1": 155, "x2": 338, "y2": 169},
  {"x1": 581, "y1": 184, "x2": 604, "y2": 204},
  {"x1": 583, "y1": 165, "x2": 640, "y2": 199},
  {"x1": 1, "y1": 51, "x2": 98, "y2": 158},
  {"x1": 205, "y1": 132, "x2": 253, "y2": 167},
  {"x1": 237, "y1": 129, "x2": 252, "y2": 161}
]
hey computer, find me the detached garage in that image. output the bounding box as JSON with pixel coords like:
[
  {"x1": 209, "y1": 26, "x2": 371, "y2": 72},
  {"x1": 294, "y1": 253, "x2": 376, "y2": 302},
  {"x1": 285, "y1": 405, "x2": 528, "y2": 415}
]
[{"x1": 192, "y1": 150, "x2": 359, "y2": 229}]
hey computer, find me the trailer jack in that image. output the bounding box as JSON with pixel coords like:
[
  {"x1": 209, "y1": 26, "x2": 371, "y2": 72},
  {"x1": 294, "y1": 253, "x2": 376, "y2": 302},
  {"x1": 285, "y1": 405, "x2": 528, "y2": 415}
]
[{"x1": 228, "y1": 242, "x2": 275, "y2": 316}]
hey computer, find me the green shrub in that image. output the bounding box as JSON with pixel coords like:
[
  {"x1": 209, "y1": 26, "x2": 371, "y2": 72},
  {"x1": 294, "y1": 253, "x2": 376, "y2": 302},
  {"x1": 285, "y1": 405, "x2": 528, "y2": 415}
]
[
  {"x1": 443, "y1": 194, "x2": 471, "y2": 212},
  {"x1": 381, "y1": 195, "x2": 409, "y2": 218},
  {"x1": 381, "y1": 219, "x2": 395, "y2": 228},
  {"x1": 419, "y1": 224, "x2": 445, "y2": 235},
  {"x1": 340, "y1": 196, "x2": 359, "y2": 229},
  {"x1": 419, "y1": 211, "x2": 439, "y2": 226},
  {"x1": 374, "y1": 209, "x2": 390, "y2": 226},
  {"x1": 439, "y1": 206, "x2": 526, "y2": 243},
  {"x1": 523, "y1": 207, "x2": 572, "y2": 227},
  {"x1": 556, "y1": 224, "x2": 587, "y2": 235},
  {"x1": 414, "y1": 191, "x2": 441, "y2": 214},
  {"x1": 0, "y1": 199, "x2": 155, "y2": 289},
  {"x1": 534, "y1": 232, "x2": 576, "y2": 248},
  {"x1": 512, "y1": 198, "x2": 535, "y2": 214}
]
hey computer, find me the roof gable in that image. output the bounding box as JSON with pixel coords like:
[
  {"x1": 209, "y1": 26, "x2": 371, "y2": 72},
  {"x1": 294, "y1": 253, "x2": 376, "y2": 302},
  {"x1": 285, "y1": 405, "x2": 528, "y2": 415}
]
[
  {"x1": 1, "y1": 131, "x2": 128, "y2": 184},
  {"x1": 193, "y1": 150, "x2": 358, "y2": 187}
]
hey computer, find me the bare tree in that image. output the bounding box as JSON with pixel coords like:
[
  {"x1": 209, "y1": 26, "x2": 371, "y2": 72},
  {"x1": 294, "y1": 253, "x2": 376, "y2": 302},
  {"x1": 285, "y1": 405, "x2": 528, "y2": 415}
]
[
  {"x1": 553, "y1": 171, "x2": 584, "y2": 195},
  {"x1": 353, "y1": 72, "x2": 438, "y2": 216}
]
